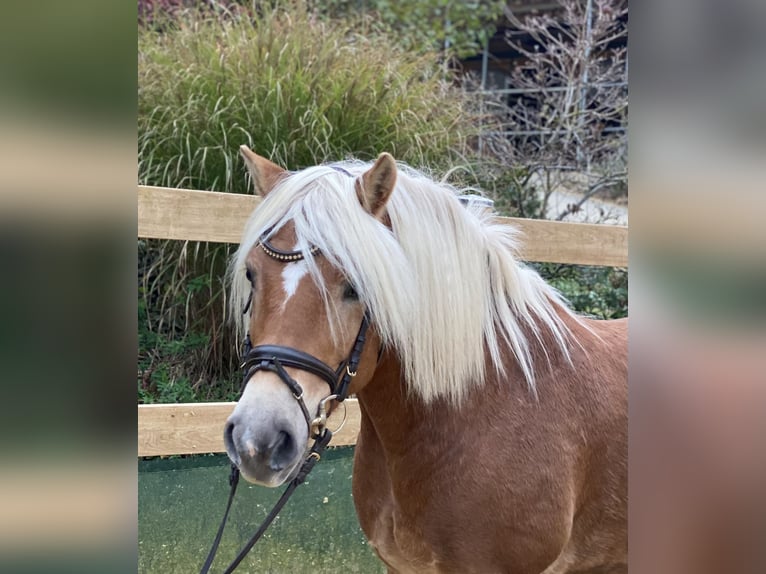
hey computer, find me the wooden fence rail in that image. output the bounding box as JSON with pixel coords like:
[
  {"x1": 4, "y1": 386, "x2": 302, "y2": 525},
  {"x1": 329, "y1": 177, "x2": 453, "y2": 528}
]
[
  {"x1": 138, "y1": 400, "x2": 362, "y2": 457},
  {"x1": 137, "y1": 185, "x2": 628, "y2": 457},
  {"x1": 138, "y1": 186, "x2": 628, "y2": 267}
]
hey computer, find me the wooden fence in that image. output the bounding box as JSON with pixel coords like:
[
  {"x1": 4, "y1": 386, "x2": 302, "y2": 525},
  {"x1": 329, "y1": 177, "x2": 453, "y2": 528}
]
[{"x1": 137, "y1": 185, "x2": 628, "y2": 457}]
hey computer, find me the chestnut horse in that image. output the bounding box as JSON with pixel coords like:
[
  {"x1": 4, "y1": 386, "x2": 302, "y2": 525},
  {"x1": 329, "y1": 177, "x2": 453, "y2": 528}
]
[{"x1": 224, "y1": 147, "x2": 627, "y2": 573}]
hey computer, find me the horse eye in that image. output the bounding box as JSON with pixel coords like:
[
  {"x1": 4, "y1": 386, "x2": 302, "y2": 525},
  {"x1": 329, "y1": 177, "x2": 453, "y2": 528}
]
[
  {"x1": 245, "y1": 269, "x2": 254, "y2": 284},
  {"x1": 343, "y1": 282, "x2": 359, "y2": 301}
]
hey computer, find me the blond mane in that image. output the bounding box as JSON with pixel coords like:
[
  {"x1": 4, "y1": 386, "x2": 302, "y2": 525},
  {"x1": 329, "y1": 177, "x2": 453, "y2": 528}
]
[{"x1": 229, "y1": 161, "x2": 579, "y2": 404}]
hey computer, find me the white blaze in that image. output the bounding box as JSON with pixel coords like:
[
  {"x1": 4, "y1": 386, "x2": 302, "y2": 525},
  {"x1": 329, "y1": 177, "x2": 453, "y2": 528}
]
[{"x1": 281, "y1": 259, "x2": 308, "y2": 306}]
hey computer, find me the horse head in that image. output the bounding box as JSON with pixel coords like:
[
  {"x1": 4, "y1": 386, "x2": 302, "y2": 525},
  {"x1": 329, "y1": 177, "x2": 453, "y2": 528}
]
[{"x1": 224, "y1": 147, "x2": 394, "y2": 486}]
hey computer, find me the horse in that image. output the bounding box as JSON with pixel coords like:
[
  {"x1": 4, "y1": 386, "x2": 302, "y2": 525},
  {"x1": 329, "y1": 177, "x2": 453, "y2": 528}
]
[{"x1": 224, "y1": 146, "x2": 627, "y2": 574}]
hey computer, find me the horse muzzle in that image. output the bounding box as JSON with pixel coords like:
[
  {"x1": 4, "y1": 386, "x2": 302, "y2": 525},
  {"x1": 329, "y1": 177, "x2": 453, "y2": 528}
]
[{"x1": 224, "y1": 409, "x2": 304, "y2": 486}]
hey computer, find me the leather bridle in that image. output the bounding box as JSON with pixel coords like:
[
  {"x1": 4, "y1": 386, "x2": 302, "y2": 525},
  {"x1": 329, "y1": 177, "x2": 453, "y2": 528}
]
[
  {"x1": 239, "y1": 239, "x2": 371, "y2": 435},
  {"x1": 200, "y1": 222, "x2": 374, "y2": 574}
]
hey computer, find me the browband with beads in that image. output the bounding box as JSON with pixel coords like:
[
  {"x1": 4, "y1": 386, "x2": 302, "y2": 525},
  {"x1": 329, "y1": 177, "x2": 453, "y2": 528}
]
[{"x1": 258, "y1": 235, "x2": 320, "y2": 262}]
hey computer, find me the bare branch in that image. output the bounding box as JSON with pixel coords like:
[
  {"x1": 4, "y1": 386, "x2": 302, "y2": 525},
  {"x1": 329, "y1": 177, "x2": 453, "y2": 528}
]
[
  {"x1": 555, "y1": 171, "x2": 627, "y2": 221},
  {"x1": 475, "y1": 0, "x2": 627, "y2": 220}
]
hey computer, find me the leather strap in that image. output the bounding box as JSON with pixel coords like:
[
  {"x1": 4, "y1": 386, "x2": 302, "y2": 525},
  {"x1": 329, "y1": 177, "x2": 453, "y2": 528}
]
[
  {"x1": 335, "y1": 313, "x2": 370, "y2": 400},
  {"x1": 199, "y1": 430, "x2": 333, "y2": 574},
  {"x1": 198, "y1": 464, "x2": 240, "y2": 574},
  {"x1": 240, "y1": 309, "x2": 372, "y2": 403},
  {"x1": 243, "y1": 345, "x2": 339, "y2": 394},
  {"x1": 259, "y1": 238, "x2": 320, "y2": 262}
]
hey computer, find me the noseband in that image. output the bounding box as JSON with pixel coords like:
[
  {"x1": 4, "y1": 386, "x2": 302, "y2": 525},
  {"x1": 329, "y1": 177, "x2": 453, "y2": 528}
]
[{"x1": 239, "y1": 232, "x2": 371, "y2": 435}]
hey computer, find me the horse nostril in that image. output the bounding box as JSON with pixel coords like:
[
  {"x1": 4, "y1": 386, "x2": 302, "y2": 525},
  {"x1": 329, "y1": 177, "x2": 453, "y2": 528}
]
[
  {"x1": 269, "y1": 430, "x2": 294, "y2": 472},
  {"x1": 224, "y1": 421, "x2": 240, "y2": 465}
]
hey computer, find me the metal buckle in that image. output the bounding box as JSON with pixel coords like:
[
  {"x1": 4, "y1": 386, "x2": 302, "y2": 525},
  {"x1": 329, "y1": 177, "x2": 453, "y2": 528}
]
[
  {"x1": 309, "y1": 394, "x2": 348, "y2": 438},
  {"x1": 346, "y1": 365, "x2": 357, "y2": 377},
  {"x1": 310, "y1": 394, "x2": 337, "y2": 437}
]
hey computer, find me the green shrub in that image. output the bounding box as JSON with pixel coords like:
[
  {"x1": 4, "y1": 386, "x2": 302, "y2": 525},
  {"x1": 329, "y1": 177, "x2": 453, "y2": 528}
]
[
  {"x1": 138, "y1": 2, "x2": 477, "y2": 402},
  {"x1": 139, "y1": 3, "x2": 474, "y2": 185},
  {"x1": 319, "y1": 0, "x2": 507, "y2": 59},
  {"x1": 534, "y1": 263, "x2": 628, "y2": 320}
]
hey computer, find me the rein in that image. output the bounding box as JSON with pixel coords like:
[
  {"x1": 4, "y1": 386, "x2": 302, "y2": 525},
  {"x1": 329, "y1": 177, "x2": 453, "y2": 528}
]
[{"x1": 199, "y1": 227, "x2": 371, "y2": 574}]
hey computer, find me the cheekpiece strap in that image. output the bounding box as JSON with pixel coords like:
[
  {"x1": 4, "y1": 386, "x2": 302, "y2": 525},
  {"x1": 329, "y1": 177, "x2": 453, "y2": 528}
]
[{"x1": 334, "y1": 313, "x2": 371, "y2": 401}]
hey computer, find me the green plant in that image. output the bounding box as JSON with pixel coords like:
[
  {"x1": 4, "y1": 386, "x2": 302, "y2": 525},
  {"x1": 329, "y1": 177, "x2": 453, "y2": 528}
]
[
  {"x1": 139, "y1": 3, "x2": 475, "y2": 185},
  {"x1": 138, "y1": 2, "x2": 478, "y2": 402},
  {"x1": 320, "y1": 0, "x2": 507, "y2": 59},
  {"x1": 138, "y1": 288, "x2": 241, "y2": 403},
  {"x1": 534, "y1": 263, "x2": 628, "y2": 320},
  {"x1": 465, "y1": 162, "x2": 544, "y2": 219}
]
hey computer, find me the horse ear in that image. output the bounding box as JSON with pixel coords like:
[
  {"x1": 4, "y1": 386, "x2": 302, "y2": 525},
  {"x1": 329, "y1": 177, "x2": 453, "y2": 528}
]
[
  {"x1": 355, "y1": 153, "x2": 397, "y2": 218},
  {"x1": 239, "y1": 145, "x2": 286, "y2": 197}
]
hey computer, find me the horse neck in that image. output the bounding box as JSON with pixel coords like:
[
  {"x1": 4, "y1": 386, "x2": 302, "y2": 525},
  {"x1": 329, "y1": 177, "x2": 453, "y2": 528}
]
[
  {"x1": 356, "y1": 308, "x2": 590, "y2": 461},
  {"x1": 355, "y1": 350, "x2": 479, "y2": 462}
]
